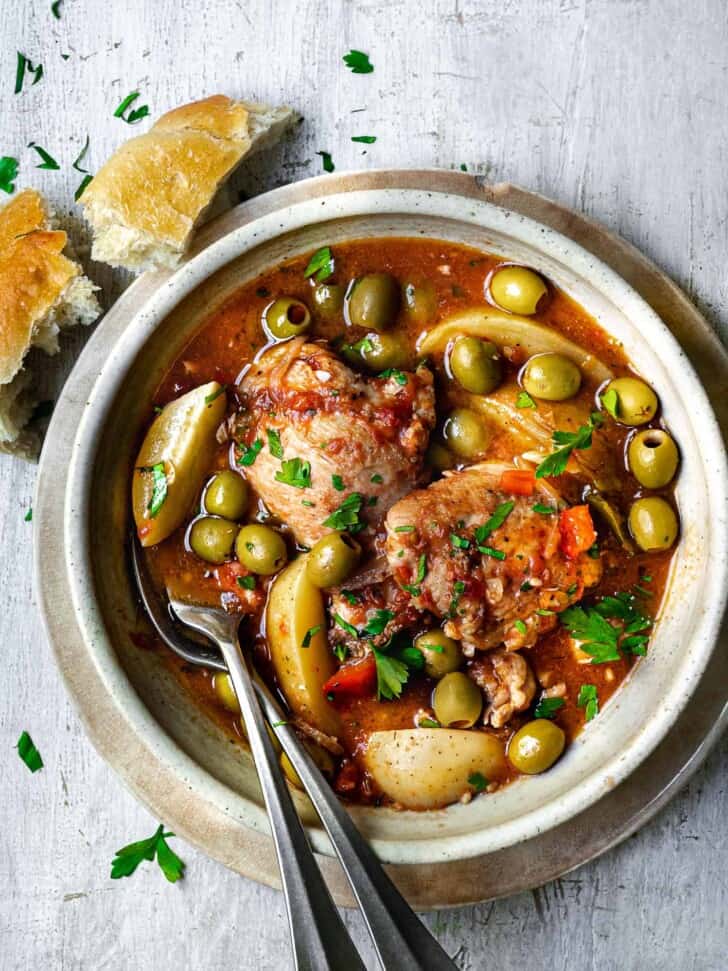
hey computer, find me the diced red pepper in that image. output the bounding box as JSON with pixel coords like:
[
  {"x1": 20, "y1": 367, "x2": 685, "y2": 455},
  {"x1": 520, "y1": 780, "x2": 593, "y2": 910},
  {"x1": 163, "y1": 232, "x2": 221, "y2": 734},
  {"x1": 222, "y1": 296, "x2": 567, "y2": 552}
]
[
  {"x1": 322, "y1": 654, "x2": 377, "y2": 699},
  {"x1": 499, "y1": 468, "x2": 536, "y2": 496},
  {"x1": 559, "y1": 505, "x2": 597, "y2": 559}
]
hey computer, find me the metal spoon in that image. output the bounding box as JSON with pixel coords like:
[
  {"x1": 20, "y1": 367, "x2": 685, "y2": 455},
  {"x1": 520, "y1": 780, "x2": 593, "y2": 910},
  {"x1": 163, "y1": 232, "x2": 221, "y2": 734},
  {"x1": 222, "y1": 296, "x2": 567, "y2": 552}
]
[{"x1": 132, "y1": 541, "x2": 456, "y2": 971}]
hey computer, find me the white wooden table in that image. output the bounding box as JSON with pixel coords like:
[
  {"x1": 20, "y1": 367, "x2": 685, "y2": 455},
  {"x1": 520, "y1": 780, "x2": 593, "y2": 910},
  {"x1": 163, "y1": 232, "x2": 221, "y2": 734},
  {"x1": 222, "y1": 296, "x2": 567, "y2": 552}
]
[{"x1": 1, "y1": 1, "x2": 726, "y2": 968}]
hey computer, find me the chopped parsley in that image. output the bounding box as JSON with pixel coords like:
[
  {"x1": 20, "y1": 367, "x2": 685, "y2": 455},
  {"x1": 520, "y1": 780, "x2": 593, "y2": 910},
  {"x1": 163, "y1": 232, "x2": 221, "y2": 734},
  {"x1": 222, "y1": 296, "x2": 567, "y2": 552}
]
[
  {"x1": 333, "y1": 614, "x2": 358, "y2": 638},
  {"x1": 303, "y1": 246, "x2": 334, "y2": 283},
  {"x1": 28, "y1": 142, "x2": 59, "y2": 170},
  {"x1": 378, "y1": 368, "x2": 408, "y2": 385},
  {"x1": 351, "y1": 135, "x2": 377, "y2": 144},
  {"x1": 331, "y1": 474, "x2": 345, "y2": 491},
  {"x1": 341, "y1": 590, "x2": 360, "y2": 606},
  {"x1": 516, "y1": 390, "x2": 537, "y2": 409},
  {"x1": 302, "y1": 624, "x2": 322, "y2": 648},
  {"x1": 514, "y1": 619, "x2": 527, "y2": 635},
  {"x1": 137, "y1": 463, "x2": 168, "y2": 517},
  {"x1": 323, "y1": 492, "x2": 365, "y2": 532},
  {"x1": 600, "y1": 386, "x2": 619, "y2": 420},
  {"x1": 204, "y1": 385, "x2": 226, "y2": 405},
  {"x1": 301, "y1": 499, "x2": 315, "y2": 507},
  {"x1": 419, "y1": 717, "x2": 440, "y2": 729},
  {"x1": 467, "y1": 772, "x2": 488, "y2": 792},
  {"x1": 266, "y1": 427, "x2": 283, "y2": 458},
  {"x1": 343, "y1": 49, "x2": 374, "y2": 74},
  {"x1": 24, "y1": 507, "x2": 32, "y2": 522},
  {"x1": 536, "y1": 412, "x2": 604, "y2": 479},
  {"x1": 477, "y1": 545, "x2": 506, "y2": 561},
  {"x1": 111, "y1": 824, "x2": 184, "y2": 883},
  {"x1": 450, "y1": 533, "x2": 471, "y2": 550},
  {"x1": 114, "y1": 91, "x2": 150, "y2": 124},
  {"x1": 237, "y1": 439, "x2": 262, "y2": 466},
  {"x1": 362, "y1": 609, "x2": 394, "y2": 637},
  {"x1": 51, "y1": 0, "x2": 62, "y2": 17},
  {"x1": 275, "y1": 457, "x2": 311, "y2": 489},
  {"x1": 74, "y1": 174, "x2": 93, "y2": 201},
  {"x1": 577, "y1": 684, "x2": 599, "y2": 721},
  {"x1": 15, "y1": 53, "x2": 43, "y2": 94},
  {"x1": 534, "y1": 697, "x2": 565, "y2": 719},
  {"x1": 449, "y1": 579, "x2": 466, "y2": 617},
  {"x1": 236, "y1": 575, "x2": 256, "y2": 591},
  {"x1": 402, "y1": 554, "x2": 427, "y2": 597},
  {"x1": 532, "y1": 503, "x2": 555, "y2": 515},
  {"x1": 370, "y1": 473, "x2": 383, "y2": 484},
  {"x1": 17, "y1": 731, "x2": 43, "y2": 772},
  {"x1": 0, "y1": 156, "x2": 19, "y2": 194},
  {"x1": 316, "y1": 150, "x2": 335, "y2": 173},
  {"x1": 394, "y1": 524, "x2": 414, "y2": 533},
  {"x1": 475, "y1": 501, "x2": 514, "y2": 544}
]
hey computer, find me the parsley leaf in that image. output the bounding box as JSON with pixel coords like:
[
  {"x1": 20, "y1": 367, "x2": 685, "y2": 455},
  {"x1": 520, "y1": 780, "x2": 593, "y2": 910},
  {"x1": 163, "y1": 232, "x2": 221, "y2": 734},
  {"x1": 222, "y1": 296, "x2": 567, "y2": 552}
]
[
  {"x1": 74, "y1": 174, "x2": 93, "y2": 201},
  {"x1": 536, "y1": 413, "x2": 603, "y2": 479},
  {"x1": 17, "y1": 731, "x2": 43, "y2": 772},
  {"x1": 0, "y1": 156, "x2": 19, "y2": 194},
  {"x1": 114, "y1": 91, "x2": 150, "y2": 124},
  {"x1": 560, "y1": 605, "x2": 621, "y2": 663},
  {"x1": 237, "y1": 439, "x2": 263, "y2": 466},
  {"x1": 28, "y1": 142, "x2": 59, "y2": 170},
  {"x1": 275, "y1": 458, "x2": 312, "y2": 489},
  {"x1": 468, "y1": 772, "x2": 488, "y2": 792},
  {"x1": 266, "y1": 427, "x2": 283, "y2": 458},
  {"x1": 378, "y1": 368, "x2": 408, "y2": 385},
  {"x1": 534, "y1": 697, "x2": 565, "y2": 719},
  {"x1": 302, "y1": 624, "x2": 322, "y2": 648},
  {"x1": 351, "y1": 135, "x2": 377, "y2": 143},
  {"x1": 111, "y1": 824, "x2": 185, "y2": 883},
  {"x1": 237, "y1": 575, "x2": 256, "y2": 591},
  {"x1": 516, "y1": 390, "x2": 537, "y2": 409},
  {"x1": 577, "y1": 684, "x2": 599, "y2": 721},
  {"x1": 475, "y1": 500, "x2": 514, "y2": 544},
  {"x1": 600, "y1": 386, "x2": 619, "y2": 419},
  {"x1": 316, "y1": 150, "x2": 335, "y2": 173},
  {"x1": 362, "y1": 609, "x2": 394, "y2": 637},
  {"x1": 323, "y1": 492, "x2": 365, "y2": 532},
  {"x1": 373, "y1": 648, "x2": 409, "y2": 700},
  {"x1": 15, "y1": 53, "x2": 43, "y2": 94},
  {"x1": 331, "y1": 473, "x2": 345, "y2": 491},
  {"x1": 304, "y1": 246, "x2": 334, "y2": 283},
  {"x1": 343, "y1": 49, "x2": 374, "y2": 74}
]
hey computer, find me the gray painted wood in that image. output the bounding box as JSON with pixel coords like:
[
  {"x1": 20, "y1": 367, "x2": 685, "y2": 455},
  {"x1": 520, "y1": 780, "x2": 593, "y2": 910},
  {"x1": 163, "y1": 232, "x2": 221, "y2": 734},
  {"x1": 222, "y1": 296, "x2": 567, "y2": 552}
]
[{"x1": 1, "y1": 0, "x2": 726, "y2": 968}]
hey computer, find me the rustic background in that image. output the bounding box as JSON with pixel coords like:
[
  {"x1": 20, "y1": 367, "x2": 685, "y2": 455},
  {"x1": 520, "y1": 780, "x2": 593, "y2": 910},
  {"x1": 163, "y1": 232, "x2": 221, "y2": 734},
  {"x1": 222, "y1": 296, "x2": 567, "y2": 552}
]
[{"x1": 1, "y1": 0, "x2": 726, "y2": 968}]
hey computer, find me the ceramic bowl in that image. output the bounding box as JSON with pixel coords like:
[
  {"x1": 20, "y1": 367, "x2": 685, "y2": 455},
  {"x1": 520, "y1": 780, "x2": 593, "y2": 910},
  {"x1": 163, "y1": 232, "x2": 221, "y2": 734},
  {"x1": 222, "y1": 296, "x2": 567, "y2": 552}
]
[{"x1": 40, "y1": 172, "x2": 728, "y2": 867}]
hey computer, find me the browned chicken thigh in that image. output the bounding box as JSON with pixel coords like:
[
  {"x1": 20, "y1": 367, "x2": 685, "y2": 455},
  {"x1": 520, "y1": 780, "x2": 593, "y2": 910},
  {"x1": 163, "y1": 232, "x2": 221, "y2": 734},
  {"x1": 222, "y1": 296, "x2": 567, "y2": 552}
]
[{"x1": 236, "y1": 338, "x2": 436, "y2": 548}]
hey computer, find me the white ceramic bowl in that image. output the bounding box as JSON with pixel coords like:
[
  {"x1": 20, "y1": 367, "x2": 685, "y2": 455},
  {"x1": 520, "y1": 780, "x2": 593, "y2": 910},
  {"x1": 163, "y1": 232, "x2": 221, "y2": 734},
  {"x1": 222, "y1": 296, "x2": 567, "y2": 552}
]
[{"x1": 50, "y1": 175, "x2": 728, "y2": 866}]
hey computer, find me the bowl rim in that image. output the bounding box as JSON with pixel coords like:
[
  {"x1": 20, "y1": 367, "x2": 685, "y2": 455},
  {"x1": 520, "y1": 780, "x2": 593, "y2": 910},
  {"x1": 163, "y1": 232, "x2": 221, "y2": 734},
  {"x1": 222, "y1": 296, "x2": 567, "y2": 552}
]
[{"x1": 39, "y1": 169, "x2": 728, "y2": 868}]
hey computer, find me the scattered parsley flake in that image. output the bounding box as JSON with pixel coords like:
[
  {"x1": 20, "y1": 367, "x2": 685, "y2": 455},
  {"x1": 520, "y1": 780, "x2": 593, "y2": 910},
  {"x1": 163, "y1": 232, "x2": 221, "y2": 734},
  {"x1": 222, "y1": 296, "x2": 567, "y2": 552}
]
[
  {"x1": 460, "y1": 163, "x2": 468, "y2": 172},
  {"x1": 137, "y1": 463, "x2": 168, "y2": 517},
  {"x1": 419, "y1": 717, "x2": 440, "y2": 728},
  {"x1": 536, "y1": 608, "x2": 554, "y2": 616},
  {"x1": 449, "y1": 579, "x2": 466, "y2": 617},
  {"x1": 316, "y1": 151, "x2": 335, "y2": 173},
  {"x1": 333, "y1": 643, "x2": 348, "y2": 662},
  {"x1": 362, "y1": 609, "x2": 394, "y2": 637},
  {"x1": 532, "y1": 503, "x2": 554, "y2": 515},
  {"x1": 468, "y1": 772, "x2": 488, "y2": 792},
  {"x1": 378, "y1": 368, "x2": 408, "y2": 386},
  {"x1": 51, "y1": 0, "x2": 63, "y2": 17},
  {"x1": 204, "y1": 385, "x2": 226, "y2": 405},
  {"x1": 450, "y1": 533, "x2": 470, "y2": 550},
  {"x1": 28, "y1": 142, "x2": 59, "y2": 170},
  {"x1": 334, "y1": 614, "x2": 358, "y2": 638},
  {"x1": 24, "y1": 507, "x2": 33, "y2": 522},
  {"x1": 351, "y1": 135, "x2": 377, "y2": 144},
  {"x1": 302, "y1": 624, "x2": 322, "y2": 648},
  {"x1": 17, "y1": 731, "x2": 43, "y2": 772},
  {"x1": 15, "y1": 53, "x2": 43, "y2": 94},
  {"x1": 394, "y1": 524, "x2": 414, "y2": 533},
  {"x1": 110, "y1": 824, "x2": 184, "y2": 883},
  {"x1": 322, "y1": 492, "x2": 365, "y2": 532},
  {"x1": 0, "y1": 156, "x2": 19, "y2": 194},
  {"x1": 237, "y1": 575, "x2": 256, "y2": 591},
  {"x1": 478, "y1": 545, "x2": 506, "y2": 561},
  {"x1": 266, "y1": 427, "x2": 284, "y2": 458},
  {"x1": 341, "y1": 590, "x2": 360, "y2": 606},
  {"x1": 600, "y1": 386, "x2": 619, "y2": 419},
  {"x1": 370, "y1": 473, "x2": 383, "y2": 484},
  {"x1": 331, "y1": 474, "x2": 345, "y2": 492},
  {"x1": 516, "y1": 390, "x2": 537, "y2": 409},
  {"x1": 343, "y1": 50, "x2": 374, "y2": 74},
  {"x1": 74, "y1": 174, "x2": 93, "y2": 201},
  {"x1": 536, "y1": 413, "x2": 604, "y2": 479},
  {"x1": 577, "y1": 684, "x2": 599, "y2": 721},
  {"x1": 114, "y1": 91, "x2": 150, "y2": 124},
  {"x1": 566, "y1": 583, "x2": 579, "y2": 596},
  {"x1": 534, "y1": 697, "x2": 565, "y2": 719},
  {"x1": 237, "y1": 439, "x2": 263, "y2": 467},
  {"x1": 275, "y1": 457, "x2": 311, "y2": 489},
  {"x1": 72, "y1": 135, "x2": 91, "y2": 174},
  {"x1": 301, "y1": 499, "x2": 314, "y2": 507},
  {"x1": 514, "y1": 619, "x2": 527, "y2": 635},
  {"x1": 475, "y1": 501, "x2": 514, "y2": 544},
  {"x1": 303, "y1": 246, "x2": 334, "y2": 283},
  {"x1": 271, "y1": 720, "x2": 288, "y2": 728}
]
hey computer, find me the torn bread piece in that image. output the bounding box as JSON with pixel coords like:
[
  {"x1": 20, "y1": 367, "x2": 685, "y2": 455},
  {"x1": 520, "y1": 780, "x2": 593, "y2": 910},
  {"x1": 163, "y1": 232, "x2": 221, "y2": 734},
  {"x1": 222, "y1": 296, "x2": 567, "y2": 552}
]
[
  {"x1": 81, "y1": 95, "x2": 298, "y2": 272},
  {"x1": 0, "y1": 189, "x2": 100, "y2": 459}
]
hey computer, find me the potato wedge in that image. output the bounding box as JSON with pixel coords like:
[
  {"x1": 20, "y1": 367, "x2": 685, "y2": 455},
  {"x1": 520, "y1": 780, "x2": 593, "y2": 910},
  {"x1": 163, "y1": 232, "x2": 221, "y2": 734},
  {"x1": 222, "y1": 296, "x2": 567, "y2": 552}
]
[
  {"x1": 364, "y1": 728, "x2": 506, "y2": 809},
  {"x1": 266, "y1": 555, "x2": 341, "y2": 737},
  {"x1": 418, "y1": 307, "x2": 613, "y2": 384},
  {"x1": 132, "y1": 381, "x2": 226, "y2": 547}
]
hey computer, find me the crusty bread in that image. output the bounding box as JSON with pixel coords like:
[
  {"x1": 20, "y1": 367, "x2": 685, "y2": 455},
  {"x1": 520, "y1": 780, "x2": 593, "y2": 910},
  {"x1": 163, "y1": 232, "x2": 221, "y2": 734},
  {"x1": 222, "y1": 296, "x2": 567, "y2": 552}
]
[
  {"x1": 0, "y1": 189, "x2": 100, "y2": 459},
  {"x1": 81, "y1": 95, "x2": 297, "y2": 272}
]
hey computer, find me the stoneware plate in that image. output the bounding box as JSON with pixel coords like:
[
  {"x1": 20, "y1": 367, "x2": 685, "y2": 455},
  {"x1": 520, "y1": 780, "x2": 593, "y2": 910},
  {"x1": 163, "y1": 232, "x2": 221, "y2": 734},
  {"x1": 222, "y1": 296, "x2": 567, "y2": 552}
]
[{"x1": 35, "y1": 172, "x2": 728, "y2": 907}]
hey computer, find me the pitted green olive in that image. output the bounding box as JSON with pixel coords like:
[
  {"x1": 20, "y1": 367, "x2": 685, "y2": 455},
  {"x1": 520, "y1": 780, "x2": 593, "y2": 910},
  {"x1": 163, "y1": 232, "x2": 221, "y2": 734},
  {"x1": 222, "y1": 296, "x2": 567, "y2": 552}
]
[
  {"x1": 414, "y1": 630, "x2": 462, "y2": 679},
  {"x1": 306, "y1": 533, "x2": 362, "y2": 588},
  {"x1": 489, "y1": 265, "x2": 548, "y2": 315},
  {"x1": 449, "y1": 337, "x2": 503, "y2": 394},
  {"x1": 402, "y1": 280, "x2": 437, "y2": 324},
  {"x1": 189, "y1": 516, "x2": 238, "y2": 564},
  {"x1": 508, "y1": 719, "x2": 565, "y2": 774},
  {"x1": 628, "y1": 497, "x2": 678, "y2": 551},
  {"x1": 521, "y1": 353, "x2": 582, "y2": 401},
  {"x1": 264, "y1": 297, "x2": 311, "y2": 340},
  {"x1": 312, "y1": 283, "x2": 346, "y2": 318},
  {"x1": 358, "y1": 332, "x2": 412, "y2": 371},
  {"x1": 627, "y1": 430, "x2": 678, "y2": 488},
  {"x1": 347, "y1": 273, "x2": 400, "y2": 331},
  {"x1": 235, "y1": 524, "x2": 288, "y2": 575},
  {"x1": 603, "y1": 377, "x2": 658, "y2": 426},
  {"x1": 426, "y1": 441, "x2": 456, "y2": 471},
  {"x1": 432, "y1": 672, "x2": 483, "y2": 728},
  {"x1": 204, "y1": 470, "x2": 249, "y2": 520},
  {"x1": 443, "y1": 408, "x2": 490, "y2": 459}
]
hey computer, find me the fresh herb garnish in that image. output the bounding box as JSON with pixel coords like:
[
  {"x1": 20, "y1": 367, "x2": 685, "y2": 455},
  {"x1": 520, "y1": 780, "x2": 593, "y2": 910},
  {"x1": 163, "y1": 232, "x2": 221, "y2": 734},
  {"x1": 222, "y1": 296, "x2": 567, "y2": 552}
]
[
  {"x1": 450, "y1": 533, "x2": 471, "y2": 551},
  {"x1": 323, "y1": 492, "x2": 365, "y2": 532},
  {"x1": 28, "y1": 142, "x2": 59, "y2": 170},
  {"x1": 275, "y1": 457, "x2": 311, "y2": 489},
  {"x1": 301, "y1": 499, "x2": 315, "y2": 507},
  {"x1": 266, "y1": 427, "x2": 284, "y2": 458},
  {"x1": 0, "y1": 156, "x2": 19, "y2": 194},
  {"x1": 51, "y1": 0, "x2": 62, "y2": 18},
  {"x1": 341, "y1": 590, "x2": 360, "y2": 606},
  {"x1": 302, "y1": 624, "x2": 322, "y2": 648},
  {"x1": 514, "y1": 619, "x2": 527, "y2": 635},
  {"x1": 534, "y1": 697, "x2": 565, "y2": 719},
  {"x1": 536, "y1": 608, "x2": 554, "y2": 616},
  {"x1": 114, "y1": 91, "x2": 150, "y2": 124},
  {"x1": 475, "y1": 500, "x2": 514, "y2": 544},
  {"x1": 110, "y1": 824, "x2": 185, "y2": 883},
  {"x1": 449, "y1": 580, "x2": 466, "y2": 616},
  {"x1": 237, "y1": 575, "x2": 256, "y2": 591},
  {"x1": 516, "y1": 390, "x2": 537, "y2": 409},
  {"x1": 303, "y1": 246, "x2": 334, "y2": 283},
  {"x1": 316, "y1": 151, "x2": 335, "y2": 173},
  {"x1": 74, "y1": 174, "x2": 93, "y2": 201},
  {"x1": 536, "y1": 412, "x2": 604, "y2": 479},
  {"x1": 331, "y1": 474, "x2": 345, "y2": 491},
  {"x1": 370, "y1": 473, "x2": 383, "y2": 484},
  {"x1": 467, "y1": 772, "x2": 488, "y2": 792},
  {"x1": 271, "y1": 720, "x2": 288, "y2": 728},
  {"x1": 334, "y1": 613, "x2": 359, "y2": 638},
  {"x1": 477, "y1": 545, "x2": 506, "y2": 560},
  {"x1": 17, "y1": 731, "x2": 43, "y2": 772},
  {"x1": 378, "y1": 368, "x2": 408, "y2": 385},
  {"x1": 204, "y1": 385, "x2": 226, "y2": 405},
  {"x1": 343, "y1": 50, "x2": 374, "y2": 74},
  {"x1": 394, "y1": 524, "x2": 414, "y2": 533},
  {"x1": 419, "y1": 717, "x2": 440, "y2": 729},
  {"x1": 403, "y1": 554, "x2": 427, "y2": 597},
  {"x1": 24, "y1": 507, "x2": 33, "y2": 522},
  {"x1": 333, "y1": 643, "x2": 348, "y2": 662},
  {"x1": 15, "y1": 53, "x2": 43, "y2": 94},
  {"x1": 532, "y1": 503, "x2": 554, "y2": 515},
  {"x1": 137, "y1": 463, "x2": 168, "y2": 517},
  {"x1": 558, "y1": 594, "x2": 653, "y2": 664},
  {"x1": 577, "y1": 684, "x2": 599, "y2": 721},
  {"x1": 362, "y1": 609, "x2": 394, "y2": 637},
  {"x1": 237, "y1": 439, "x2": 263, "y2": 466},
  {"x1": 351, "y1": 135, "x2": 377, "y2": 143},
  {"x1": 567, "y1": 583, "x2": 579, "y2": 596},
  {"x1": 600, "y1": 386, "x2": 619, "y2": 420}
]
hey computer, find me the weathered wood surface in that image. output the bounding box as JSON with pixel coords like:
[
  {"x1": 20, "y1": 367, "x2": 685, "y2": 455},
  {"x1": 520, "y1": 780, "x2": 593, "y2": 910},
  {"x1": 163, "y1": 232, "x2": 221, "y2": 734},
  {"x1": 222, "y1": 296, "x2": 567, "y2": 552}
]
[{"x1": 1, "y1": 1, "x2": 726, "y2": 968}]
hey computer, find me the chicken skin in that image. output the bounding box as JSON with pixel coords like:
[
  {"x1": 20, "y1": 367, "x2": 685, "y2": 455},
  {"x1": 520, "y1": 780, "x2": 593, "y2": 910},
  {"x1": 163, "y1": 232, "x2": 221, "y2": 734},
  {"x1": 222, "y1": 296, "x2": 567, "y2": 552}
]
[
  {"x1": 384, "y1": 464, "x2": 602, "y2": 653},
  {"x1": 236, "y1": 338, "x2": 436, "y2": 548}
]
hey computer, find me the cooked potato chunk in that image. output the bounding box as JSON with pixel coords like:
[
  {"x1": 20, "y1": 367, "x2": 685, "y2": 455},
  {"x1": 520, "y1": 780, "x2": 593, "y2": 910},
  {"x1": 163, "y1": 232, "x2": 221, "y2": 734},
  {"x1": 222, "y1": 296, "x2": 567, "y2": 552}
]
[
  {"x1": 132, "y1": 382, "x2": 227, "y2": 547},
  {"x1": 364, "y1": 729, "x2": 506, "y2": 809}
]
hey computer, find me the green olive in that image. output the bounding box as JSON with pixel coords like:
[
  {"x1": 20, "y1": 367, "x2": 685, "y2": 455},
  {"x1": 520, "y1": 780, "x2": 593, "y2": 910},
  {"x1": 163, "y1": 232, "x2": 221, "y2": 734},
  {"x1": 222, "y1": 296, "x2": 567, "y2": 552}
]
[
  {"x1": 414, "y1": 630, "x2": 462, "y2": 679},
  {"x1": 235, "y1": 524, "x2": 288, "y2": 575},
  {"x1": 521, "y1": 353, "x2": 582, "y2": 401},
  {"x1": 189, "y1": 516, "x2": 238, "y2": 564},
  {"x1": 358, "y1": 332, "x2": 412, "y2": 371},
  {"x1": 347, "y1": 273, "x2": 400, "y2": 331},
  {"x1": 627, "y1": 430, "x2": 679, "y2": 488},
  {"x1": 508, "y1": 719, "x2": 565, "y2": 774},
  {"x1": 312, "y1": 283, "x2": 346, "y2": 318},
  {"x1": 426, "y1": 441, "x2": 456, "y2": 471},
  {"x1": 449, "y1": 337, "x2": 503, "y2": 394},
  {"x1": 603, "y1": 377, "x2": 658, "y2": 426},
  {"x1": 213, "y1": 672, "x2": 240, "y2": 712},
  {"x1": 432, "y1": 672, "x2": 483, "y2": 728},
  {"x1": 442, "y1": 408, "x2": 490, "y2": 459},
  {"x1": 306, "y1": 533, "x2": 362, "y2": 588},
  {"x1": 264, "y1": 297, "x2": 311, "y2": 340},
  {"x1": 204, "y1": 470, "x2": 249, "y2": 519},
  {"x1": 489, "y1": 265, "x2": 548, "y2": 315},
  {"x1": 402, "y1": 280, "x2": 437, "y2": 325},
  {"x1": 628, "y1": 497, "x2": 678, "y2": 552}
]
